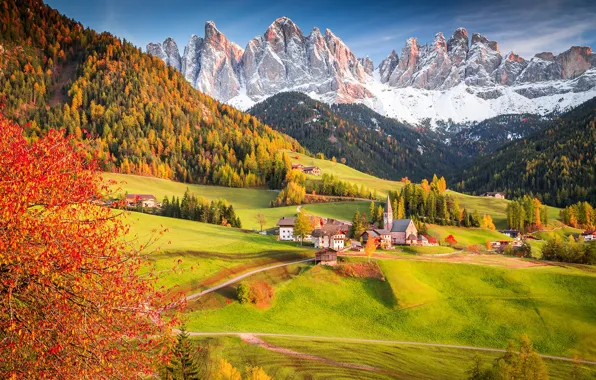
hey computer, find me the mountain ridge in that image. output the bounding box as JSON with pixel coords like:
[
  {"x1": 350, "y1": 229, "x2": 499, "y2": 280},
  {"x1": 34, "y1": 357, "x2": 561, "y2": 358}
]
[{"x1": 147, "y1": 17, "x2": 596, "y2": 126}]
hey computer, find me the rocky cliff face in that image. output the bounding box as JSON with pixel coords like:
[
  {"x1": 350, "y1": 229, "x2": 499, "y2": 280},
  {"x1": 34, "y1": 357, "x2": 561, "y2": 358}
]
[
  {"x1": 147, "y1": 19, "x2": 596, "y2": 125},
  {"x1": 147, "y1": 38, "x2": 182, "y2": 71}
]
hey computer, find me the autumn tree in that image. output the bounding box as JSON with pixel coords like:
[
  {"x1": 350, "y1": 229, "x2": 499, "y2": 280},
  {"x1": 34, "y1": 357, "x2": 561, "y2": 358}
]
[
  {"x1": 214, "y1": 359, "x2": 241, "y2": 380},
  {"x1": 294, "y1": 210, "x2": 313, "y2": 246},
  {"x1": 255, "y1": 213, "x2": 267, "y2": 232},
  {"x1": 445, "y1": 235, "x2": 457, "y2": 246},
  {"x1": 365, "y1": 236, "x2": 377, "y2": 262},
  {"x1": 481, "y1": 214, "x2": 496, "y2": 230},
  {"x1": 0, "y1": 112, "x2": 175, "y2": 378}
]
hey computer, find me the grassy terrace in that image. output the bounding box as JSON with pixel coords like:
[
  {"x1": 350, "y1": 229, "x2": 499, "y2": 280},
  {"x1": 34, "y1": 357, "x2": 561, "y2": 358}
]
[{"x1": 185, "y1": 260, "x2": 596, "y2": 361}]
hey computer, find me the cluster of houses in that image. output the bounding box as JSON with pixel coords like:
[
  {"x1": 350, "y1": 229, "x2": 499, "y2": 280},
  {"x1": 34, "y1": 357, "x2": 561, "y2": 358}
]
[
  {"x1": 481, "y1": 192, "x2": 506, "y2": 199},
  {"x1": 291, "y1": 164, "x2": 321, "y2": 176},
  {"x1": 277, "y1": 197, "x2": 438, "y2": 265}
]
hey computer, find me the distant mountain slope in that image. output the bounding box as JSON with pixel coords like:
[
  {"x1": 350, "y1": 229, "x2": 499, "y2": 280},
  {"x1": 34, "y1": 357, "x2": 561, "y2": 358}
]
[
  {"x1": 454, "y1": 97, "x2": 596, "y2": 207},
  {"x1": 0, "y1": 0, "x2": 303, "y2": 188},
  {"x1": 440, "y1": 113, "x2": 554, "y2": 157},
  {"x1": 248, "y1": 92, "x2": 461, "y2": 181}
]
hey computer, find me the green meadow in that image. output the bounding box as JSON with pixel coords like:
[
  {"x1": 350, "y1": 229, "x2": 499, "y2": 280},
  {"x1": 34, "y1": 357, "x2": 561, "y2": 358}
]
[
  {"x1": 193, "y1": 335, "x2": 594, "y2": 380},
  {"x1": 185, "y1": 260, "x2": 596, "y2": 361},
  {"x1": 127, "y1": 212, "x2": 312, "y2": 291}
]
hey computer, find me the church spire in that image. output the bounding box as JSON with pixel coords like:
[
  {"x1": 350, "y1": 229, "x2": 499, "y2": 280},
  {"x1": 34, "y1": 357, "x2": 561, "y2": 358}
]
[{"x1": 383, "y1": 196, "x2": 393, "y2": 230}]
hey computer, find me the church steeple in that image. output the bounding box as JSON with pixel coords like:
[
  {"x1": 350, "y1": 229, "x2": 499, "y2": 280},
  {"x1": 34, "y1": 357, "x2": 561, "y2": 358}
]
[{"x1": 383, "y1": 196, "x2": 393, "y2": 230}]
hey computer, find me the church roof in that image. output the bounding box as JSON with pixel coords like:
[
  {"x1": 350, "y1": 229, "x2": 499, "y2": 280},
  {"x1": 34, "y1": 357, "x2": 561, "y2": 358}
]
[
  {"x1": 385, "y1": 196, "x2": 392, "y2": 214},
  {"x1": 390, "y1": 219, "x2": 413, "y2": 233}
]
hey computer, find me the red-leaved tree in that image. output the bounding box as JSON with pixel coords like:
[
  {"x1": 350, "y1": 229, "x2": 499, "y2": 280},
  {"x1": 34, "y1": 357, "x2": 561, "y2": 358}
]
[{"x1": 0, "y1": 111, "x2": 177, "y2": 378}]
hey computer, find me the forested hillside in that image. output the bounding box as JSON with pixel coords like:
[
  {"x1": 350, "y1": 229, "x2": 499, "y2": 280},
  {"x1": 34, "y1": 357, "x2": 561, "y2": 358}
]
[
  {"x1": 249, "y1": 92, "x2": 461, "y2": 181},
  {"x1": 440, "y1": 114, "x2": 552, "y2": 157},
  {"x1": 455, "y1": 97, "x2": 596, "y2": 207},
  {"x1": 0, "y1": 0, "x2": 303, "y2": 188}
]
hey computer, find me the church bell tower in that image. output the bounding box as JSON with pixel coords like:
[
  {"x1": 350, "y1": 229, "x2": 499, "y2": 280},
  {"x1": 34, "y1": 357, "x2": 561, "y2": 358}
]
[{"x1": 383, "y1": 196, "x2": 393, "y2": 230}]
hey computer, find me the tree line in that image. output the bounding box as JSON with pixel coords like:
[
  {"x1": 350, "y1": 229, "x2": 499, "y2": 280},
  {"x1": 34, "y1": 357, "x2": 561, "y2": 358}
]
[
  {"x1": 560, "y1": 201, "x2": 595, "y2": 230},
  {"x1": 505, "y1": 195, "x2": 548, "y2": 232},
  {"x1": 160, "y1": 190, "x2": 242, "y2": 228},
  {"x1": 387, "y1": 176, "x2": 490, "y2": 228}
]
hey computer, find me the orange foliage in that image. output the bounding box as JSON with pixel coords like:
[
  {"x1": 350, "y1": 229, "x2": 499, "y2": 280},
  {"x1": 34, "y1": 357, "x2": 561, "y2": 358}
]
[
  {"x1": 445, "y1": 235, "x2": 457, "y2": 246},
  {"x1": 0, "y1": 112, "x2": 177, "y2": 378}
]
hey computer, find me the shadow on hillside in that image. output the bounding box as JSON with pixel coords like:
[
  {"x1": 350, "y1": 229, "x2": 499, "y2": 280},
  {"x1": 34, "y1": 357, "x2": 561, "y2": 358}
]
[{"x1": 362, "y1": 278, "x2": 398, "y2": 309}]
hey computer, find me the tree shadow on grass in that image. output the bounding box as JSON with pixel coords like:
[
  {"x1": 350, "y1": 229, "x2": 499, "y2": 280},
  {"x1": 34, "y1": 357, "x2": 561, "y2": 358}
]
[{"x1": 362, "y1": 278, "x2": 398, "y2": 309}]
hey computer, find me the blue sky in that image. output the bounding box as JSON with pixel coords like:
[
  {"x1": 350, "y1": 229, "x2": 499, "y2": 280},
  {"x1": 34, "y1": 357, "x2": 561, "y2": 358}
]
[{"x1": 46, "y1": 0, "x2": 596, "y2": 65}]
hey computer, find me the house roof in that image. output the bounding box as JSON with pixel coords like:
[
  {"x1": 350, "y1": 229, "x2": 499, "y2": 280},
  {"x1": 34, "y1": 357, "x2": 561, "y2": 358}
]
[
  {"x1": 303, "y1": 166, "x2": 319, "y2": 171},
  {"x1": 126, "y1": 194, "x2": 156, "y2": 200},
  {"x1": 373, "y1": 229, "x2": 391, "y2": 235},
  {"x1": 483, "y1": 192, "x2": 505, "y2": 196},
  {"x1": 276, "y1": 217, "x2": 296, "y2": 227},
  {"x1": 583, "y1": 230, "x2": 596, "y2": 235},
  {"x1": 316, "y1": 248, "x2": 338, "y2": 257},
  {"x1": 390, "y1": 219, "x2": 413, "y2": 233}
]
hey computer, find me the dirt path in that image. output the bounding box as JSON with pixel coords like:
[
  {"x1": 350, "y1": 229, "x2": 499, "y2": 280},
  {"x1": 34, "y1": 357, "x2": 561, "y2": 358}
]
[
  {"x1": 339, "y1": 251, "x2": 547, "y2": 269},
  {"x1": 187, "y1": 332, "x2": 596, "y2": 366},
  {"x1": 186, "y1": 258, "x2": 313, "y2": 301},
  {"x1": 240, "y1": 334, "x2": 404, "y2": 377}
]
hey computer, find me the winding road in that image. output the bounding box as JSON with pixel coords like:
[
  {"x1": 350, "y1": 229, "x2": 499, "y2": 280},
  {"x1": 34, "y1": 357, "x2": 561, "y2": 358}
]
[{"x1": 186, "y1": 258, "x2": 313, "y2": 301}]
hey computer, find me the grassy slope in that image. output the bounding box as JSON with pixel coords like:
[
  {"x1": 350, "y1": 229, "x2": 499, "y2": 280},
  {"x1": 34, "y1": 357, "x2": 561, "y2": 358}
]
[
  {"x1": 195, "y1": 335, "x2": 593, "y2": 380},
  {"x1": 427, "y1": 225, "x2": 510, "y2": 247},
  {"x1": 127, "y1": 212, "x2": 312, "y2": 291},
  {"x1": 185, "y1": 261, "x2": 596, "y2": 361}
]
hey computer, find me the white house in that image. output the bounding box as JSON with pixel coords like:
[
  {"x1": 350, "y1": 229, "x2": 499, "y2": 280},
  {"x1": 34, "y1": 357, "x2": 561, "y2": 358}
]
[
  {"x1": 126, "y1": 194, "x2": 158, "y2": 208},
  {"x1": 582, "y1": 230, "x2": 595, "y2": 241},
  {"x1": 277, "y1": 217, "x2": 296, "y2": 241}
]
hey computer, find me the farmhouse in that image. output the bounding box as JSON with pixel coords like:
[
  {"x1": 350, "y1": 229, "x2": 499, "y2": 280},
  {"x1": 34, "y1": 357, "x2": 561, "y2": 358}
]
[
  {"x1": 361, "y1": 229, "x2": 392, "y2": 249},
  {"x1": 125, "y1": 194, "x2": 158, "y2": 208},
  {"x1": 500, "y1": 230, "x2": 521, "y2": 240},
  {"x1": 582, "y1": 230, "x2": 595, "y2": 241},
  {"x1": 382, "y1": 197, "x2": 419, "y2": 245},
  {"x1": 291, "y1": 164, "x2": 304, "y2": 170},
  {"x1": 312, "y1": 225, "x2": 347, "y2": 250},
  {"x1": 481, "y1": 192, "x2": 506, "y2": 199},
  {"x1": 315, "y1": 248, "x2": 338, "y2": 266},
  {"x1": 303, "y1": 166, "x2": 321, "y2": 175},
  {"x1": 277, "y1": 217, "x2": 296, "y2": 241}
]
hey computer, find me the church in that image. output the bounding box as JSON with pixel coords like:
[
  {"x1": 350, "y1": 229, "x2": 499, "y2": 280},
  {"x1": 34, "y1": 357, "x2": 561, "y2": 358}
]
[
  {"x1": 361, "y1": 197, "x2": 419, "y2": 246},
  {"x1": 382, "y1": 197, "x2": 419, "y2": 245}
]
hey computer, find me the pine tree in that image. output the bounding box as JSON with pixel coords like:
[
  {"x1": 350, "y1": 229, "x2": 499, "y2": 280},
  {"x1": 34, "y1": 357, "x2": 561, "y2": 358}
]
[{"x1": 167, "y1": 326, "x2": 200, "y2": 380}]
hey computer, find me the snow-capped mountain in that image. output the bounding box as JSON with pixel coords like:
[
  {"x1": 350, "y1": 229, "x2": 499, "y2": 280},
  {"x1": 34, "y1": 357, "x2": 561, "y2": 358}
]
[{"x1": 147, "y1": 17, "x2": 596, "y2": 126}]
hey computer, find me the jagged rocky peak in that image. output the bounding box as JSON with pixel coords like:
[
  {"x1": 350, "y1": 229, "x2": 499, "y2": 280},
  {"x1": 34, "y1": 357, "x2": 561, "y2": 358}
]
[
  {"x1": 359, "y1": 56, "x2": 374, "y2": 75},
  {"x1": 146, "y1": 42, "x2": 165, "y2": 60},
  {"x1": 146, "y1": 38, "x2": 181, "y2": 71},
  {"x1": 535, "y1": 52, "x2": 555, "y2": 61},
  {"x1": 243, "y1": 16, "x2": 309, "y2": 98},
  {"x1": 465, "y1": 32, "x2": 502, "y2": 86},
  {"x1": 409, "y1": 32, "x2": 453, "y2": 90},
  {"x1": 387, "y1": 37, "x2": 420, "y2": 87},
  {"x1": 447, "y1": 27, "x2": 469, "y2": 64},
  {"x1": 556, "y1": 46, "x2": 592, "y2": 79},
  {"x1": 181, "y1": 34, "x2": 204, "y2": 85},
  {"x1": 195, "y1": 20, "x2": 244, "y2": 100},
  {"x1": 378, "y1": 50, "x2": 399, "y2": 83},
  {"x1": 495, "y1": 51, "x2": 527, "y2": 85},
  {"x1": 162, "y1": 37, "x2": 182, "y2": 71}
]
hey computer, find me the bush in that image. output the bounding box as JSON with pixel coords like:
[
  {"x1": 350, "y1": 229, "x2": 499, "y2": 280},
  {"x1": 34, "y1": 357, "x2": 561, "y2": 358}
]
[{"x1": 236, "y1": 281, "x2": 274, "y2": 307}]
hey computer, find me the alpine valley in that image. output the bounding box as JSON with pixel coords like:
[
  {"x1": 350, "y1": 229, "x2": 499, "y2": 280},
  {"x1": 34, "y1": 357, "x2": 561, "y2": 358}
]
[{"x1": 147, "y1": 17, "x2": 596, "y2": 126}]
